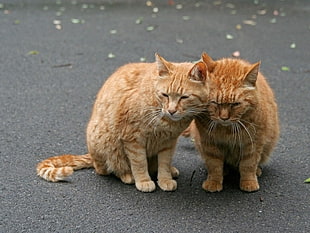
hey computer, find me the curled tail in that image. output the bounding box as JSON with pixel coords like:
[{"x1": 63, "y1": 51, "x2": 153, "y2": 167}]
[{"x1": 36, "y1": 154, "x2": 93, "y2": 182}]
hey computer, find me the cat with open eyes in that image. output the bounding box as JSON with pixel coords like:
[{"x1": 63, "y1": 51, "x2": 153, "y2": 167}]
[
  {"x1": 37, "y1": 54, "x2": 209, "y2": 192},
  {"x1": 184, "y1": 52, "x2": 279, "y2": 192}
]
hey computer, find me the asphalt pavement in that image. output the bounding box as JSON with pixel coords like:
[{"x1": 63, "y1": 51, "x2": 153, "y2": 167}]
[{"x1": 1, "y1": 0, "x2": 309, "y2": 232}]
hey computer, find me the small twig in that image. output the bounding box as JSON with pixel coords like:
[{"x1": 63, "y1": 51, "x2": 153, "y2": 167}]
[
  {"x1": 52, "y1": 63, "x2": 72, "y2": 68},
  {"x1": 190, "y1": 170, "x2": 196, "y2": 186}
]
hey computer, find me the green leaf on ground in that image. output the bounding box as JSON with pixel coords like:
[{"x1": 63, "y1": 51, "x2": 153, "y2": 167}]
[
  {"x1": 27, "y1": 50, "x2": 39, "y2": 55},
  {"x1": 281, "y1": 66, "x2": 290, "y2": 71},
  {"x1": 304, "y1": 178, "x2": 310, "y2": 183}
]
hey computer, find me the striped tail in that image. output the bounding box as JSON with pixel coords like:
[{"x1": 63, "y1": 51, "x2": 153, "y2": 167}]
[{"x1": 36, "y1": 154, "x2": 93, "y2": 182}]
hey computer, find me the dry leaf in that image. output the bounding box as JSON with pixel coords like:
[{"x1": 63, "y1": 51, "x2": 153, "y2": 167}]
[{"x1": 232, "y1": 51, "x2": 240, "y2": 57}]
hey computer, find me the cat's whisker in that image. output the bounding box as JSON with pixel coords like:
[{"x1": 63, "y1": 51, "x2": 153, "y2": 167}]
[
  {"x1": 143, "y1": 110, "x2": 161, "y2": 127},
  {"x1": 238, "y1": 120, "x2": 254, "y2": 152},
  {"x1": 231, "y1": 123, "x2": 239, "y2": 149},
  {"x1": 207, "y1": 120, "x2": 217, "y2": 136},
  {"x1": 240, "y1": 119, "x2": 257, "y2": 134}
]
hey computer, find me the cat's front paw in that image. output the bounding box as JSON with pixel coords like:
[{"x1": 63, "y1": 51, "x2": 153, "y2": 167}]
[
  {"x1": 170, "y1": 166, "x2": 179, "y2": 178},
  {"x1": 202, "y1": 180, "x2": 223, "y2": 192},
  {"x1": 158, "y1": 179, "x2": 177, "y2": 191},
  {"x1": 135, "y1": 180, "x2": 156, "y2": 192},
  {"x1": 240, "y1": 180, "x2": 260, "y2": 192}
]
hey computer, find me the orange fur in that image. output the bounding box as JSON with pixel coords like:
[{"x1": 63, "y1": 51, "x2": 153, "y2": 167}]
[
  {"x1": 187, "y1": 52, "x2": 279, "y2": 192},
  {"x1": 37, "y1": 54, "x2": 210, "y2": 192}
]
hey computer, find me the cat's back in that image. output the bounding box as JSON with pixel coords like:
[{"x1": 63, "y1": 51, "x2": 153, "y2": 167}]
[{"x1": 102, "y1": 62, "x2": 157, "y2": 90}]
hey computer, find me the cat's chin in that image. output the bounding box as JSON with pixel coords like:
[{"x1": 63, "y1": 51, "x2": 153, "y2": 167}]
[
  {"x1": 218, "y1": 121, "x2": 233, "y2": 127},
  {"x1": 162, "y1": 114, "x2": 182, "y2": 122}
]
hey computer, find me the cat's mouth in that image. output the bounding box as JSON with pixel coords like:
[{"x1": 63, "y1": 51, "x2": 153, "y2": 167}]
[
  {"x1": 161, "y1": 111, "x2": 182, "y2": 121},
  {"x1": 166, "y1": 114, "x2": 182, "y2": 121},
  {"x1": 215, "y1": 119, "x2": 233, "y2": 127}
]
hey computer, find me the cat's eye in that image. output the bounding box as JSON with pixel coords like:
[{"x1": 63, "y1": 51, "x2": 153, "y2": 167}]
[
  {"x1": 231, "y1": 102, "x2": 241, "y2": 107},
  {"x1": 161, "y1": 93, "x2": 169, "y2": 98},
  {"x1": 180, "y1": 95, "x2": 189, "y2": 99}
]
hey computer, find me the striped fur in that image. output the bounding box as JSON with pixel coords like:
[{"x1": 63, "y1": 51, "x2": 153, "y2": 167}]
[
  {"x1": 37, "y1": 54, "x2": 210, "y2": 192},
  {"x1": 37, "y1": 154, "x2": 93, "y2": 182},
  {"x1": 185, "y1": 52, "x2": 279, "y2": 192}
]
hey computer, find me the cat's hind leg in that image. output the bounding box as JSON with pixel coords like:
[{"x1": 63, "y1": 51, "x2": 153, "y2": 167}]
[{"x1": 148, "y1": 155, "x2": 179, "y2": 179}]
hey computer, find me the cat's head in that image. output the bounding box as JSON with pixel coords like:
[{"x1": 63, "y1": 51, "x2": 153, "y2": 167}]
[
  {"x1": 201, "y1": 52, "x2": 260, "y2": 126},
  {"x1": 154, "y1": 53, "x2": 209, "y2": 122}
]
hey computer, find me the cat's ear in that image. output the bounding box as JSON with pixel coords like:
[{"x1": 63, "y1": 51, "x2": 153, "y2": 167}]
[
  {"x1": 201, "y1": 52, "x2": 216, "y2": 72},
  {"x1": 189, "y1": 61, "x2": 207, "y2": 83},
  {"x1": 243, "y1": 62, "x2": 260, "y2": 88},
  {"x1": 155, "y1": 53, "x2": 172, "y2": 77}
]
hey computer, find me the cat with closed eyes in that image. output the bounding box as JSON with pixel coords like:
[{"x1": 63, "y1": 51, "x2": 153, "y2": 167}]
[
  {"x1": 184, "y1": 52, "x2": 279, "y2": 192},
  {"x1": 37, "y1": 54, "x2": 209, "y2": 192}
]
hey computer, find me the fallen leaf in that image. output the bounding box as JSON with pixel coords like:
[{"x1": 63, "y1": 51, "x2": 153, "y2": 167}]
[
  {"x1": 176, "y1": 4, "x2": 183, "y2": 10},
  {"x1": 109, "y1": 29, "x2": 117, "y2": 34},
  {"x1": 71, "y1": 18, "x2": 80, "y2": 24},
  {"x1": 176, "y1": 38, "x2": 183, "y2": 44},
  {"x1": 81, "y1": 4, "x2": 88, "y2": 9},
  {"x1": 243, "y1": 20, "x2": 256, "y2": 26},
  {"x1": 146, "y1": 26, "x2": 155, "y2": 31},
  {"x1": 27, "y1": 50, "x2": 39, "y2": 55},
  {"x1": 226, "y1": 3, "x2": 235, "y2": 9},
  {"x1": 257, "y1": 9, "x2": 267, "y2": 15},
  {"x1": 146, "y1": 1, "x2": 153, "y2": 7},
  {"x1": 226, "y1": 34, "x2": 234, "y2": 40},
  {"x1": 14, "y1": 20, "x2": 21, "y2": 25},
  {"x1": 290, "y1": 43, "x2": 296, "y2": 49},
  {"x1": 135, "y1": 17, "x2": 143, "y2": 24},
  {"x1": 182, "y1": 16, "x2": 190, "y2": 21},
  {"x1": 108, "y1": 53, "x2": 115, "y2": 58},
  {"x1": 304, "y1": 178, "x2": 310, "y2": 183},
  {"x1": 232, "y1": 51, "x2": 240, "y2": 57},
  {"x1": 270, "y1": 18, "x2": 277, "y2": 24},
  {"x1": 140, "y1": 57, "x2": 146, "y2": 62},
  {"x1": 281, "y1": 66, "x2": 290, "y2": 71},
  {"x1": 236, "y1": 24, "x2": 242, "y2": 30},
  {"x1": 53, "y1": 20, "x2": 61, "y2": 25}
]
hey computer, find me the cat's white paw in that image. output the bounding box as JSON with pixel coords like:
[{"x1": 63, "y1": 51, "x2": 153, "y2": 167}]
[
  {"x1": 135, "y1": 180, "x2": 156, "y2": 192},
  {"x1": 158, "y1": 179, "x2": 177, "y2": 191}
]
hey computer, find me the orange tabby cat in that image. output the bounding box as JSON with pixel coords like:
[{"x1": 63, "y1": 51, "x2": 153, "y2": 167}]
[
  {"x1": 37, "y1": 54, "x2": 209, "y2": 192},
  {"x1": 185, "y1": 52, "x2": 279, "y2": 192}
]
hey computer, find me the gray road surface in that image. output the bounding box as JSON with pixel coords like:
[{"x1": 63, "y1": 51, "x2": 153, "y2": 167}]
[{"x1": 1, "y1": 0, "x2": 309, "y2": 232}]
